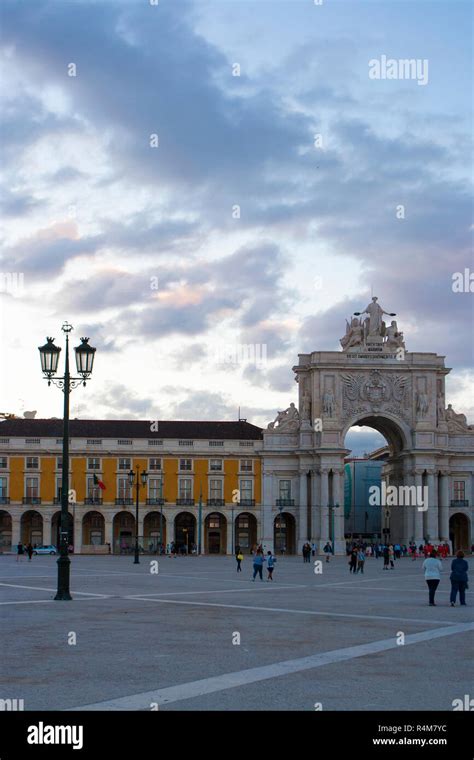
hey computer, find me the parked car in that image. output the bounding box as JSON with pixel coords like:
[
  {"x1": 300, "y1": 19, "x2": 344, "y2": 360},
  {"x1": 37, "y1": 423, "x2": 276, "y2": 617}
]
[{"x1": 32, "y1": 545, "x2": 57, "y2": 555}]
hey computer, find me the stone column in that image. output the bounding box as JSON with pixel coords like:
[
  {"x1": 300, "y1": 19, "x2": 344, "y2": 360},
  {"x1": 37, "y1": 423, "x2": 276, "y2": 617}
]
[
  {"x1": 311, "y1": 470, "x2": 319, "y2": 543},
  {"x1": 426, "y1": 471, "x2": 439, "y2": 544},
  {"x1": 298, "y1": 470, "x2": 308, "y2": 551},
  {"x1": 332, "y1": 468, "x2": 345, "y2": 555},
  {"x1": 262, "y1": 471, "x2": 274, "y2": 552},
  {"x1": 320, "y1": 468, "x2": 329, "y2": 543},
  {"x1": 104, "y1": 513, "x2": 114, "y2": 552},
  {"x1": 74, "y1": 514, "x2": 83, "y2": 554},
  {"x1": 43, "y1": 514, "x2": 53, "y2": 546},
  {"x1": 414, "y1": 470, "x2": 424, "y2": 545},
  {"x1": 11, "y1": 513, "x2": 21, "y2": 548},
  {"x1": 226, "y1": 511, "x2": 233, "y2": 555},
  {"x1": 439, "y1": 472, "x2": 450, "y2": 549},
  {"x1": 138, "y1": 513, "x2": 145, "y2": 545},
  {"x1": 166, "y1": 512, "x2": 175, "y2": 545}
]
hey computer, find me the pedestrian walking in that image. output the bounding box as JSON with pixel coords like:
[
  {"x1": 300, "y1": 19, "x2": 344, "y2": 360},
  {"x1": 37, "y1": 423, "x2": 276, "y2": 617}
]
[
  {"x1": 26, "y1": 543, "x2": 34, "y2": 561},
  {"x1": 266, "y1": 551, "x2": 276, "y2": 581},
  {"x1": 388, "y1": 544, "x2": 395, "y2": 568},
  {"x1": 349, "y1": 547, "x2": 358, "y2": 573},
  {"x1": 323, "y1": 541, "x2": 332, "y2": 562},
  {"x1": 382, "y1": 545, "x2": 390, "y2": 569},
  {"x1": 423, "y1": 550, "x2": 443, "y2": 606},
  {"x1": 252, "y1": 549, "x2": 265, "y2": 581},
  {"x1": 236, "y1": 550, "x2": 243, "y2": 573},
  {"x1": 16, "y1": 542, "x2": 24, "y2": 562},
  {"x1": 357, "y1": 547, "x2": 366, "y2": 574},
  {"x1": 306, "y1": 542, "x2": 312, "y2": 562},
  {"x1": 450, "y1": 550, "x2": 469, "y2": 607},
  {"x1": 311, "y1": 542, "x2": 316, "y2": 558}
]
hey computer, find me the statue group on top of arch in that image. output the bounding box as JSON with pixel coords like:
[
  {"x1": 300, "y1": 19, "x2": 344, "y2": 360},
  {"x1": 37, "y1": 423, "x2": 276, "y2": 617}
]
[
  {"x1": 267, "y1": 402, "x2": 300, "y2": 432},
  {"x1": 340, "y1": 296, "x2": 405, "y2": 352}
]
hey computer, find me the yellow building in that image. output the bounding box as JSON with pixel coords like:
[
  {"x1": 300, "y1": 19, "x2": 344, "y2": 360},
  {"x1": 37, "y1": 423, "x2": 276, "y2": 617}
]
[{"x1": 0, "y1": 418, "x2": 266, "y2": 555}]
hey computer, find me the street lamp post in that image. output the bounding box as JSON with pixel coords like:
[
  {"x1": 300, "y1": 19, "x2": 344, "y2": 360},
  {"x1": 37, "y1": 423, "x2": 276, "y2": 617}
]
[
  {"x1": 129, "y1": 466, "x2": 148, "y2": 564},
  {"x1": 38, "y1": 323, "x2": 96, "y2": 600}
]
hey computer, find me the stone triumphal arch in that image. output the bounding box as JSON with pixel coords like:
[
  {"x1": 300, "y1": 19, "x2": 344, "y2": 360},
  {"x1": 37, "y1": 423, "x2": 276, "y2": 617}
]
[{"x1": 261, "y1": 298, "x2": 474, "y2": 553}]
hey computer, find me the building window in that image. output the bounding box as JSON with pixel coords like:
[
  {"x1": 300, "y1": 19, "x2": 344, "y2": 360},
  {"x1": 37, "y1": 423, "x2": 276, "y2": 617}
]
[
  {"x1": 57, "y1": 457, "x2": 71, "y2": 470},
  {"x1": 87, "y1": 458, "x2": 101, "y2": 470},
  {"x1": 26, "y1": 457, "x2": 39, "y2": 470},
  {"x1": 179, "y1": 479, "x2": 192, "y2": 499},
  {"x1": 25, "y1": 438, "x2": 40, "y2": 445},
  {"x1": 180, "y1": 459, "x2": 192, "y2": 471},
  {"x1": 240, "y1": 459, "x2": 253, "y2": 472},
  {"x1": 26, "y1": 477, "x2": 39, "y2": 497},
  {"x1": 453, "y1": 481, "x2": 466, "y2": 501},
  {"x1": 87, "y1": 439, "x2": 102, "y2": 445},
  {"x1": 149, "y1": 478, "x2": 163, "y2": 500},
  {"x1": 279, "y1": 480, "x2": 291, "y2": 499},
  {"x1": 239, "y1": 441, "x2": 254, "y2": 447},
  {"x1": 209, "y1": 459, "x2": 222, "y2": 472},
  {"x1": 210, "y1": 479, "x2": 223, "y2": 500},
  {"x1": 118, "y1": 439, "x2": 132, "y2": 446},
  {"x1": 87, "y1": 477, "x2": 101, "y2": 500},
  {"x1": 0, "y1": 477, "x2": 7, "y2": 497},
  {"x1": 240, "y1": 480, "x2": 253, "y2": 501},
  {"x1": 118, "y1": 477, "x2": 131, "y2": 499},
  {"x1": 56, "y1": 477, "x2": 62, "y2": 500},
  {"x1": 0, "y1": 457, "x2": 7, "y2": 469},
  {"x1": 148, "y1": 440, "x2": 163, "y2": 446},
  {"x1": 118, "y1": 458, "x2": 131, "y2": 471},
  {"x1": 179, "y1": 440, "x2": 194, "y2": 447},
  {"x1": 0, "y1": 438, "x2": 10, "y2": 445},
  {"x1": 209, "y1": 441, "x2": 224, "y2": 447},
  {"x1": 149, "y1": 458, "x2": 161, "y2": 471},
  {"x1": 208, "y1": 514, "x2": 221, "y2": 528}
]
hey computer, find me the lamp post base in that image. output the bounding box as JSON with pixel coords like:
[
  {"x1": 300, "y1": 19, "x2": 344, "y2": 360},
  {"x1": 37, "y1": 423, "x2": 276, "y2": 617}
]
[{"x1": 55, "y1": 555, "x2": 72, "y2": 600}]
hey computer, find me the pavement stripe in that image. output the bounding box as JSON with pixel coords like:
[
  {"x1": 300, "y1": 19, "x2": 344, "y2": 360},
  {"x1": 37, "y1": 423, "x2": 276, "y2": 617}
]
[
  {"x1": 126, "y1": 595, "x2": 460, "y2": 626},
  {"x1": 0, "y1": 582, "x2": 110, "y2": 598},
  {"x1": 70, "y1": 621, "x2": 473, "y2": 710},
  {"x1": 125, "y1": 585, "x2": 308, "y2": 598}
]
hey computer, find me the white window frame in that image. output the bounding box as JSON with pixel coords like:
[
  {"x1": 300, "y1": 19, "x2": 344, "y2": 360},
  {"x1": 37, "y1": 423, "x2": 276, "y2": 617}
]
[{"x1": 179, "y1": 478, "x2": 193, "y2": 499}]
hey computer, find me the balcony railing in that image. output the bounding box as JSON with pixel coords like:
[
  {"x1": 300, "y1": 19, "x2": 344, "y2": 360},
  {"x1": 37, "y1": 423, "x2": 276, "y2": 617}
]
[
  {"x1": 146, "y1": 498, "x2": 165, "y2": 506},
  {"x1": 238, "y1": 499, "x2": 255, "y2": 507},
  {"x1": 84, "y1": 497, "x2": 103, "y2": 505},
  {"x1": 53, "y1": 497, "x2": 61, "y2": 504},
  {"x1": 22, "y1": 496, "x2": 41, "y2": 504},
  {"x1": 450, "y1": 500, "x2": 469, "y2": 507},
  {"x1": 0, "y1": 496, "x2": 10, "y2": 504},
  {"x1": 115, "y1": 498, "x2": 133, "y2": 506},
  {"x1": 207, "y1": 498, "x2": 225, "y2": 507},
  {"x1": 276, "y1": 498, "x2": 294, "y2": 507},
  {"x1": 176, "y1": 498, "x2": 195, "y2": 506}
]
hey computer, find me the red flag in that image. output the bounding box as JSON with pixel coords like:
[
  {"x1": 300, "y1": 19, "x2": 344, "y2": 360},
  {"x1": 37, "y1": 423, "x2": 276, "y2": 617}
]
[{"x1": 93, "y1": 474, "x2": 106, "y2": 491}]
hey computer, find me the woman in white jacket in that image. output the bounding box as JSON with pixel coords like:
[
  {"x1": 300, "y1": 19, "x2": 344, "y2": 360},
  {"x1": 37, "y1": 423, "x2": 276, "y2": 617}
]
[{"x1": 422, "y1": 550, "x2": 443, "y2": 606}]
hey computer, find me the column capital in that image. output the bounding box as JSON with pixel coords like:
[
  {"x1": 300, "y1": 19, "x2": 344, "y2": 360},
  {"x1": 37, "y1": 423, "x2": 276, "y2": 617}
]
[
  {"x1": 439, "y1": 470, "x2": 450, "y2": 477},
  {"x1": 412, "y1": 469, "x2": 424, "y2": 476}
]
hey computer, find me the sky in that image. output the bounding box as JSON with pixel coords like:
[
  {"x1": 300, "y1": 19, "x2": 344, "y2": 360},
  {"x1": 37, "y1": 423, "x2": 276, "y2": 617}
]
[{"x1": 0, "y1": 0, "x2": 472, "y2": 457}]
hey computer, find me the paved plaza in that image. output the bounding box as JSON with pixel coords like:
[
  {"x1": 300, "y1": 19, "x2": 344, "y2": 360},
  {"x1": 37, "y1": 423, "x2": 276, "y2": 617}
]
[{"x1": 1, "y1": 553, "x2": 472, "y2": 712}]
